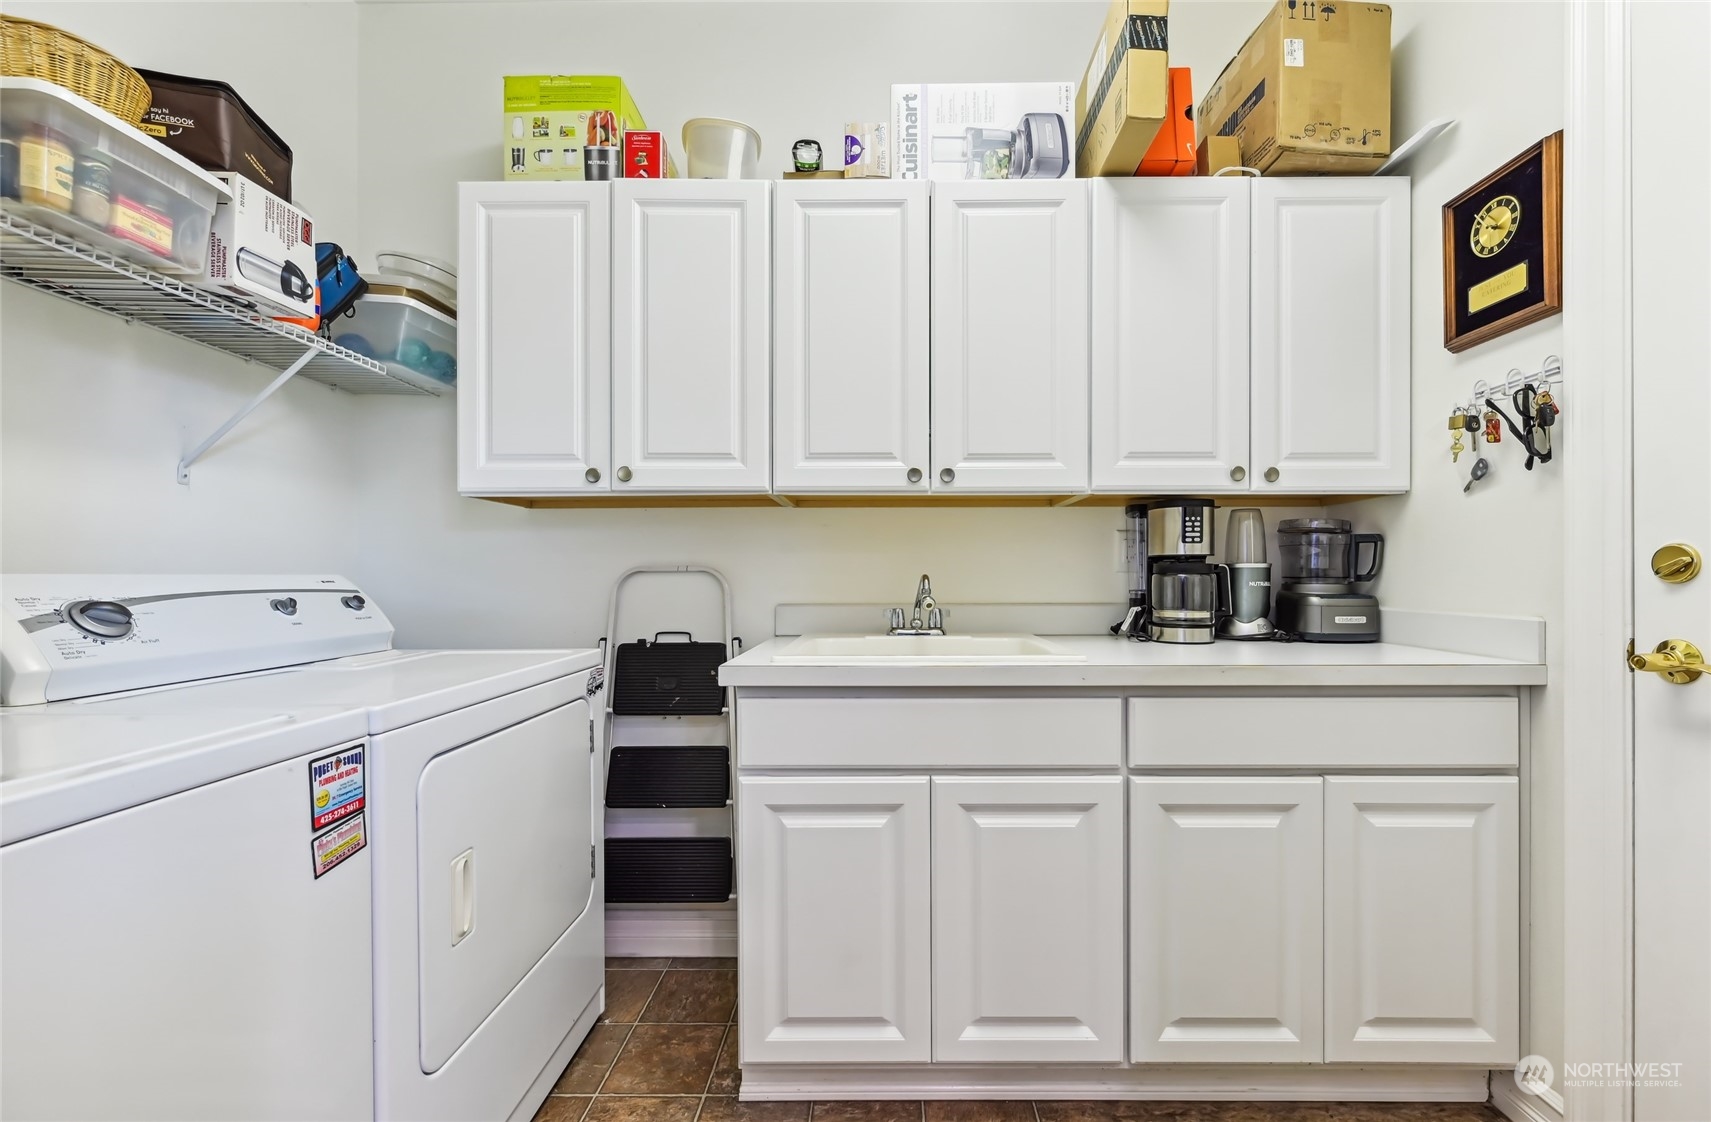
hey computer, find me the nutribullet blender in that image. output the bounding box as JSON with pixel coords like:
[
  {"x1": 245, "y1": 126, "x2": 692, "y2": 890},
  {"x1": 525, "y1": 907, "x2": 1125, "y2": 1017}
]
[{"x1": 1216, "y1": 509, "x2": 1275, "y2": 639}]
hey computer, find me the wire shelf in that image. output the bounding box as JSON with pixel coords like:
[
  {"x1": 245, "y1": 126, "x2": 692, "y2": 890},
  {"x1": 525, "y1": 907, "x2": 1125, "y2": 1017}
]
[{"x1": 0, "y1": 210, "x2": 444, "y2": 396}]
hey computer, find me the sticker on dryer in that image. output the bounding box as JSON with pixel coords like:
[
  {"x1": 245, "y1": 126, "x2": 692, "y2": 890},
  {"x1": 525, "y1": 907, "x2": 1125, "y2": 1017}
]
[
  {"x1": 312, "y1": 813, "x2": 367, "y2": 878},
  {"x1": 308, "y1": 744, "x2": 366, "y2": 831}
]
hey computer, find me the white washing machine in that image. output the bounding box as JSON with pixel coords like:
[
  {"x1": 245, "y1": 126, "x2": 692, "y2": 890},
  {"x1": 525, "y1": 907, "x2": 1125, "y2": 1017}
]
[{"x1": 1, "y1": 576, "x2": 606, "y2": 1122}]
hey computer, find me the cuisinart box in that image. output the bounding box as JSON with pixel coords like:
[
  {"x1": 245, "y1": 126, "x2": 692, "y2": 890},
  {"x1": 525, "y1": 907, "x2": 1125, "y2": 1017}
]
[
  {"x1": 196, "y1": 173, "x2": 316, "y2": 317},
  {"x1": 891, "y1": 83, "x2": 1075, "y2": 180}
]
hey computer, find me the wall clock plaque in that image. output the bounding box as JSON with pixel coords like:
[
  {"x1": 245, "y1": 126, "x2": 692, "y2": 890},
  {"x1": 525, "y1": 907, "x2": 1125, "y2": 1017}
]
[{"x1": 1442, "y1": 130, "x2": 1563, "y2": 353}]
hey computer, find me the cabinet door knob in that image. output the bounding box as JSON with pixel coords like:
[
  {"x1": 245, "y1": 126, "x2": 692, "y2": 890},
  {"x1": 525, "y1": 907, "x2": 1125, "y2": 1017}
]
[
  {"x1": 1230, "y1": 466, "x2": 1247, "y2": 482},
  {"x1": 940, "y1": 468, "x2": 956, "y2": 484},
  {"x1": 616, "y1": 466, "x2": 633, "y2": 483},
  {"x1": 907, "y1": 467, "x2": 923, "y2": 484},
  {"x1": 1264, "y1": 466, "x2": 1280, "y2": 483},
  {"x1": 585, "y1": 467, "x2": 601, "y2": 484}
]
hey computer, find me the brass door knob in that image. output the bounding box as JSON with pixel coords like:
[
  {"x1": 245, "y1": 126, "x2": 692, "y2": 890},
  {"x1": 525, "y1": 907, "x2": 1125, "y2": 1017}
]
[
  {"x1": 1652, "y1": 543, "x2": 1703, "y2": 584},
  {"x1": 1629, "y1": 639, "x2": 1705, "y2": 685}
]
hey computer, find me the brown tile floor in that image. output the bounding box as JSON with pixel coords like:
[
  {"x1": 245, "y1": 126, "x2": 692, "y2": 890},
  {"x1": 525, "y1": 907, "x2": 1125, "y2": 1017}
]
[{"x1": 535, "y1": 961, "x2": 1513, "y2": 1122}]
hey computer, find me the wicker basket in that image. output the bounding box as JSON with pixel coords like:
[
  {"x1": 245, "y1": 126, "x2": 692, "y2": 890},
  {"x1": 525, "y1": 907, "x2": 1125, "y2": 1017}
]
[{"x1": 0, "y1": 16, "x2": 152, "y2": 124}]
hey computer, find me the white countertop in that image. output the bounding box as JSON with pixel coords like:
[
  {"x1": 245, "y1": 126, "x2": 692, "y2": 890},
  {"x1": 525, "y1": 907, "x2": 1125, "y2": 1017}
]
[{"x1": 720, "y1": 634, "x2": 1547, "y2": 689}]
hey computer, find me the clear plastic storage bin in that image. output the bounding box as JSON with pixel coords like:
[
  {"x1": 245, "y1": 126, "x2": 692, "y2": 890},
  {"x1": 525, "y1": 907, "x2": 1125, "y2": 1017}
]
[
  {"x1": 0, "y1": 77, "x2": 228, "y2": 274},
  {"x1": 332, "y1": 290, "x2": 457, "y2": 389}
]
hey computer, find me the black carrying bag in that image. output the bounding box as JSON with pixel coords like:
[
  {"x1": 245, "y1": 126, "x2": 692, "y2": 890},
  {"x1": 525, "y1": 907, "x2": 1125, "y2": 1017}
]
[{"x1": 611, "y1": 632, "x2": 726, "y2": 715}]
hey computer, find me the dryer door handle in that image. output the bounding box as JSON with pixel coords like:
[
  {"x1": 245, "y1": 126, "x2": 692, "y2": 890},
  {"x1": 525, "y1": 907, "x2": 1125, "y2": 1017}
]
[{"x1": 451, "y1": 848, "x2": 476, "y2": 946}]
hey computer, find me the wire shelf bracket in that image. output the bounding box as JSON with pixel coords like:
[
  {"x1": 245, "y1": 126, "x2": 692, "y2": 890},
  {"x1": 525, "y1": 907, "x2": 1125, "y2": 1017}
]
[{"x1": 176, "y1": 344, "x2": 317, "y2": 484}]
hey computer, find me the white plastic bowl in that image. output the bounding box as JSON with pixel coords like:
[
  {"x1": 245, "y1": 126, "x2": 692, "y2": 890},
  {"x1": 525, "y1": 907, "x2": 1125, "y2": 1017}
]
[{"x1": 681, "y1": 117, "x2": 761, "y2": 179}]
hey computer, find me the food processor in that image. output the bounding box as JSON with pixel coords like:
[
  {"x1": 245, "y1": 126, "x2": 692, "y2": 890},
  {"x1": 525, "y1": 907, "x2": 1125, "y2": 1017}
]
[
  {"x1": 1216, "y1": 508, "x2": 1275, "y2": 640},
  {"x1": 1273, "y1": 518, "x2": 1385, "y2": 642}
]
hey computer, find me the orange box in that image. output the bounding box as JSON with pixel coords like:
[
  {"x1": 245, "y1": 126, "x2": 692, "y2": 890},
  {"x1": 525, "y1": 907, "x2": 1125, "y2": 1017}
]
[{"x1": 1136, "y1": 68, "x2": 1195, "y2": 176}]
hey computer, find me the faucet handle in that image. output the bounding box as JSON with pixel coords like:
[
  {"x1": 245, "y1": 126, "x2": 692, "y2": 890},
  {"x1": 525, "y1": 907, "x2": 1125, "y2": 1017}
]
[
  {"x1": 927, "y1": 607, "x2": 944, "y2": 631},
  {"x1": 888, "y1": 607, "x2": 905, "y2": 632}
]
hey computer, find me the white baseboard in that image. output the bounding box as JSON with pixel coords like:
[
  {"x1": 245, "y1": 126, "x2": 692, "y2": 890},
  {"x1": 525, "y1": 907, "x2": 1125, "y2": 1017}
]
[
  {"x1": 606, "y1": 906, "x2": 737, "y2": 958},
  {"x1": 739, "y1": 1064, "x2": 1491, "y2": 1102},
  {"x1": 1490, "y1": 1075, "x2": 1565, "y2": 1122}
]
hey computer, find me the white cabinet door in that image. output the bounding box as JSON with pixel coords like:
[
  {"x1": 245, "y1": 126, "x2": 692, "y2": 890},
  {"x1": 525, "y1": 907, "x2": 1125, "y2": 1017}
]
[
  {"x1": 1091, "y1": 179, "x2": 1251, "y2": 493},
  {"x1": 774, "y1": 181, "x2": 930, "y2": 492},
  {"x1": 738, "y1": 776, "x2": 931, "y2": 1063},
  {"x1": 1130, "y1": 777, "x2": 1323, "y2": 1063},
  {"x1": 612, "y1": 181, "x2": 770, "y2": 491},
  {"x1": 931, "y1": 776, "x2": 1124, "y2": 1062},
  {"x1": 458, "y1": 182, "x2": 609, "y2": 495},
  {"x1": 1324, "y1": 776, "x2": 1519, "y2": 1063},
  {"x1": 931, "y1": 182, "x2": 1090, "y2": 492},
  {"x1": 1250, "y1": 178, "x2": 1411, "y2": 494}
]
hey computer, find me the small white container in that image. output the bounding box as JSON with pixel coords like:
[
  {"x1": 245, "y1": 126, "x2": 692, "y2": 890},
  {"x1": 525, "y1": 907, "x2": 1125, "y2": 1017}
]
[
  {"x1": 0, "y1": 76, "x2": 228, "y2": 274},
  {"x1": 374, "y1": 250, "x2": 457, "y2": 310},
  {"x1": 681, "y1": 117, "x2": 760, "y2": 179},
  {"x1": 332, "y1": 289, "x2": 457, "y2": 388}
]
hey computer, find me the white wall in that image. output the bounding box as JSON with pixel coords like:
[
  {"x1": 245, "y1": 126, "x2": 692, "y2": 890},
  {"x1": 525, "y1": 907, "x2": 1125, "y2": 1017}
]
[
  {"x1": 0, "y1": 2, "x2": 366, "y2": 577},
  {"x1": 1328, "y1": 0, "x2": 1567, "y2": 1078}
]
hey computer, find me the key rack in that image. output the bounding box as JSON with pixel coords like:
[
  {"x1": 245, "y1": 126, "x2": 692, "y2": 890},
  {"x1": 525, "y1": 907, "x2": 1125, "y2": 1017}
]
[{"x1": 1449, "y1": 355, "x2": 1564, "y2": 491}]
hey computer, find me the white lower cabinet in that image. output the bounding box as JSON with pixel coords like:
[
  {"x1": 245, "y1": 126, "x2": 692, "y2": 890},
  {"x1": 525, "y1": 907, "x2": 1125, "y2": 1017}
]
[
  {"x1": 738, "y1": 776, "x2": 931, "y2": 1063},
  {"x1": 1323, "y1": 776, "x2": 1520, "y2": 1064},
  {"x1": 932, "y1": 777, "x2": 1125, "y2": 1062},
  {"x1": 1130, "y1": 777, "x2": 1323, "y2": 1062}
]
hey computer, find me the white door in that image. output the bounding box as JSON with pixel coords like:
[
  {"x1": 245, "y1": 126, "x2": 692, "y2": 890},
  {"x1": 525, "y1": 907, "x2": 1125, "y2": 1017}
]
[
  {"x1": 931, "y1": 776, "x2": 1124, "y2": 1062},
  {"x1": 931, "y1": 181, "x2": 1090, "y2": 492},
  {"x1": 612, "y1": 181, "x2": 770, "y2": 491},
  {"x1": 457, "y1": 182, "x2": 610, "y2": 495},
  {"x1": 1324, "y1": 775, "x2": 1518, "y2": 1063},
  {"x1": 1250, "y1": 178, "x2": 1410, "y2": 494},
  {"x1": 738, "y1": 776, "x2": 931, "y2": 1063},
  {"x1": 774, "y1": 181, "x2": 930, "y2": 492},
  {"x1": 1091, "y1": 179, "x2": 1252, "y2": 493},
  {"x1": 1632, "y1": 4, "x2": 1711, "y2": 1117},
  {"x1": 1130, "y1": 776, "x2": 1322, "y2": 1063},
  {"x1": 416, "y1": 701, "x2": 593, "y2": 1073},
  {"x1": 0, "y1": 750, "x2": 373, "y2": 1122}
]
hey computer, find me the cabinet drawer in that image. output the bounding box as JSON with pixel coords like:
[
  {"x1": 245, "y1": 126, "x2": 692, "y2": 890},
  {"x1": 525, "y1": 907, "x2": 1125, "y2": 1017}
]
[
  {"x1": 1129, "y1": 696, "x2": 1518, "y2": 769},
  {"x1": 739, "y1": 697, "x2": 1121, "y2": 769}
]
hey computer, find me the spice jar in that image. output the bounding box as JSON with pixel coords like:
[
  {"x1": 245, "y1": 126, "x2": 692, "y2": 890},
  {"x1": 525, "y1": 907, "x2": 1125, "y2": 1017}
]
[
  {"x1": 19, "y1": 126, "x2": 74, "y2": 212},
  {"x1": 0, "y1": 137, "x2": 20, "y2": 201},
  {"x1": 72, "y1": 154, "x2": 112, "y2": 227}
]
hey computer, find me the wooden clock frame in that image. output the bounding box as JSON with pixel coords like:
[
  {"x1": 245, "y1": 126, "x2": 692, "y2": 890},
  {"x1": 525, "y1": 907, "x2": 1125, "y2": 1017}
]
[{"x1": 1442, "y1": 131, "x2": 1563, "y2": 353}]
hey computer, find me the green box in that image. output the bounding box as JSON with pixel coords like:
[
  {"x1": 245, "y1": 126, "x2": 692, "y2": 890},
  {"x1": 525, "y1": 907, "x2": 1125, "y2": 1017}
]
[{"x1": 502, "y1": 75, "x2": 655, "y2": 181}]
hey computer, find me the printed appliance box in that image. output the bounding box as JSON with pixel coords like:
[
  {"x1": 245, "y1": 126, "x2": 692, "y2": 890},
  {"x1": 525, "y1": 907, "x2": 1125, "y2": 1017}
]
[
  {"x1": 503, "y1": 76, "x2": 661, "y2": 181},
  {"x1": 891, "y1": 83, "x2": 1076, "y2": 180},
  {"x1": 1197, "y1": 0, "x2": 1392, "y2": 176},
  {"x1": 1135, "y1": 67, "x2": 1195, "y2": 176},
  {"x1": 196, "y1": 173, "x2": 316, "y2": 316},
  {"x1": 1075, "y1": 0, "x2": 1171, "y2": 178}
]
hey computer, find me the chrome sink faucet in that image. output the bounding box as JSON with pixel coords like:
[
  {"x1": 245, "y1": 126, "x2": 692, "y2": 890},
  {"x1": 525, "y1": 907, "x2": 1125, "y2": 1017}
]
[{"x1": 888, "y1": 574, "x2": 946, "y2": 635}]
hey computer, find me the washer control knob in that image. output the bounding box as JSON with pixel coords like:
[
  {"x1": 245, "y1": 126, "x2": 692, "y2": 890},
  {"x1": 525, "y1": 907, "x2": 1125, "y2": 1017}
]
[
  {"x1": 270, "y1": 597, "x2": 299, "y2": 617},
  {"x1": 64, "y1": 599, "x2": 134, "y2": 640},
  {"x1": 341, "y1": 595, "x2": 367, "y2": 611}
]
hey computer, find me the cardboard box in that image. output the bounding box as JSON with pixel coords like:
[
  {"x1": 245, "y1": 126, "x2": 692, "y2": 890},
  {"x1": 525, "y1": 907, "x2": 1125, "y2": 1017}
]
[
  {"x1": 623, "y1": 131, "x2": 667, "y2": 178},
  {"x1": 842, "y1": 122, "x2": 892, "y2": 178},
  {"x1": 1075, "y1": 0, "x2": 1171, "y2": 177},
  {"x1": 1197, "y1": 135, "x2": 1244, "y2": 176},
  {"x1": 503, "y1": 76, "x2": 660, "y2": 181},
  {"x1": 1197, "y1": 0, "x2": 1392, "y2": 176},
  {"x1": 1136, "y1": 67, "x2": 1195, "y2": 176},
  {"x1": 892, "y1": 83, "x2": 1076, "y2": 180},
  {"x1": 197, "y1": 173, "x2": 316, "y2": 317}
]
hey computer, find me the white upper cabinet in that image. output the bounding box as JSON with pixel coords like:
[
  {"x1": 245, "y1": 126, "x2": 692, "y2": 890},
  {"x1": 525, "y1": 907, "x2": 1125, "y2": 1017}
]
[
  {"x1": 931, "y1": 776, "x2": 1125, "y2": 1063},
  {"x1": 1250, "y1": 178, "x2": 1411, "y2": 494},
  {"x1": 931, "y1": 181, "x2": 1090, "y2": 492},
  {"x1": 458, "y1": 182, "x2": 610, "y2": 495},
  {"x1": 738, "y1": 776, "x2": 932, "y2": 1064},
  {"x1": 1130, "y1": 776, "x2": 1323, "y2": 1063},
  {"x1": 1324, "y1": 776, "x2": 1519, "y2": 1064},
  {"x1": 611, "y1": 181, "x2": 771, "y2": 491},
  {"x1": 1092, "y1": 179, "x2": 1252, "y2": 493},
  {"x1": 774, "y1": 181, "x2": 930, "y2": 493}
]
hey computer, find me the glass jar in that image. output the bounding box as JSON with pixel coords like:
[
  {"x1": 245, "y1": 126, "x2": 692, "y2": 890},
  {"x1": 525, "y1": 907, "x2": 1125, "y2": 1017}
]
[{"x1": 19, "y1": 126, "x2": 74, "y2": 213}]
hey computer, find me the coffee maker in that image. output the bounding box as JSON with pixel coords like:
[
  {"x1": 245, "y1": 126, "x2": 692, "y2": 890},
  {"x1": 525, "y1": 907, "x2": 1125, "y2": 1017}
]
[
  {"x1": 1273, "y1": 518, "x2": 1384, "y2": 642},
  {"x1": 1146, "y1": 498, "x2": 1220, "y2": 644},
  {"x1": 1217, "y1": 508, "x2": 1275, "y2": 640}
]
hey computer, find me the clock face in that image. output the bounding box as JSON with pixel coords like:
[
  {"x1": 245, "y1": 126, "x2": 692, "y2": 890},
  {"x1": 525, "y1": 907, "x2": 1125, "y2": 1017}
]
[{"x1": 1471, "y1": 194, "x2": 1522, "y2": 258}]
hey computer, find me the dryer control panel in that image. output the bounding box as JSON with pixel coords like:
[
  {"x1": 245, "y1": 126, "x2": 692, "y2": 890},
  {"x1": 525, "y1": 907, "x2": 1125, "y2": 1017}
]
[{"x1": 1, "y1": 575, "x2": 395, "y2": 706}]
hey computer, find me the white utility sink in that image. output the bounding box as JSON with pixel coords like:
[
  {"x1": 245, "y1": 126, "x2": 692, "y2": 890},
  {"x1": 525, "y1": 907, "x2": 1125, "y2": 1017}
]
[{"x1": 771, "y1": 633, "x2": 1086, "y2": 664}]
